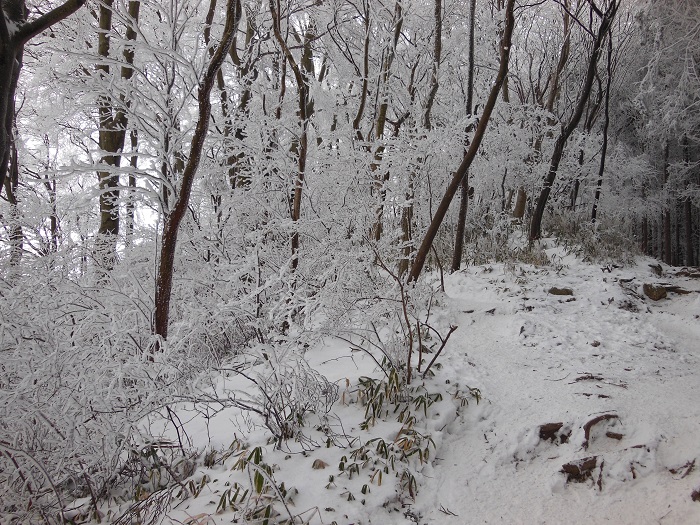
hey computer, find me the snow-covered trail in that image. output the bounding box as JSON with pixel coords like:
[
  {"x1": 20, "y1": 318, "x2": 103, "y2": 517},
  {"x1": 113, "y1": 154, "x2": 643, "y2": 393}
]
[{"x1": 414, "y1": 258, "x2": 700, "y2": 524}]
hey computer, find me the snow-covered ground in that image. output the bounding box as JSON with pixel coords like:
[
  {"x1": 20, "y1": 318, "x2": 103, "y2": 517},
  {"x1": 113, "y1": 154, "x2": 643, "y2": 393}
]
[
  {"x1": 99, "y1": 247, "x2": 700, "y2": 525},
  {"x1": 412, "y1": 250, "x2": 700, "y2": 525}
]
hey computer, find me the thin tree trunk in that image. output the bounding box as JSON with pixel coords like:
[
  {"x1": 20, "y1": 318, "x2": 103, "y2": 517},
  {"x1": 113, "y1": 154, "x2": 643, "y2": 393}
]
[
  {"x1": 513, "y1": 188, "x2": 527, "y2": 219},
  {"x1": 4, "y1": 141, "x2": 22, "y2": 265},
  {"x1": 126, "y1": 129, "x2": 138, "y2": 242},
  {"x1": 371, "y1": 1, "x2": 403, "y2": 242},
  {"x1": 451, "y1": 0, "x2": 476, "y2": 272},
  {"x1": 591, "y1": 30, "x2": 613, "y2": 225},
  {"x1": 663, "y1": 141, "x2": 672, "y2": 265},
  {"x1": 682, "y1": 135, "x2": 693, "y2": 266},
  {"x1": 269, "y1": 0, "x2": 311, "y2": 272},
  {"x1": 398, "y1": 0, "x2": 442, "y2": 277},
  {"x1": 529, "y1": 1, "x2": 618, "y2": 241},
  {"x1": 408, "y1": 0, "x2": 516, "y2": 283},
  {"x1": 153, "y1": 0, "x2": 242, "y2": 341}
]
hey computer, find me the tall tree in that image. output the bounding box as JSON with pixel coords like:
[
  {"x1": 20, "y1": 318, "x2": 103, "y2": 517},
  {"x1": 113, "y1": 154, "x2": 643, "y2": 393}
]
[
  {"x1": 408, "y1": 0, "x2": 516, "y2": 283},
  {"x1": 529, "y1": 0, "x2": 619, "y2": 241},
  {"x1": 0, "y1": 0, "x2": 86, "y2": 195},
  {"x1": 269, "y1": 0, "x2": 311, "y2": 273},
  {"x1": 94, "y1": 0, "x2": 140, "y2": 264},
  {"x1": 153, "y1": 0, "x2": 242, "y2": 341},
  {"x1": 451, "y1": 0, "x2": 476, "y2": 272}
]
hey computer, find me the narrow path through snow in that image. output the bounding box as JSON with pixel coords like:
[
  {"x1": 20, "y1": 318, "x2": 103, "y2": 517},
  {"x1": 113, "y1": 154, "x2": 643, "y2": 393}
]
[{"x1": 414, "y1": 258, "x2": 700, "y2": 525}]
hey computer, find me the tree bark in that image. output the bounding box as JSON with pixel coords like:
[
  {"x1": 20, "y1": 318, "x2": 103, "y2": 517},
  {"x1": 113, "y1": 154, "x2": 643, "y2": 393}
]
[
  {"x1": 591, "y1": 28, "x2": 613, "y2": 225},
  {"x1": 408, "y1": 0, "x2": 516, "y2": 283},
  {"x1": 451, "y1": 0, "x2": 476, "y2": 272},
  {"x1": 0, "y1": 0, "x2": 86, "y2": 196},
  {"x1": 371, "y1": 1, "x2": 403, "y2": 242},
  {"x1": 663, "y1": 140, "x2": 672, "y2": 265},
  {"x1": 269, "y1": 0, "x2": 311, "y2": 272},
  {"x1": 682, "y1": 135, "x2": 693, "y2": 266},
  {"x1": 153, "y1": 0, "x2": 242, "y2": 341},
  {"x1": 95, "y1": 0, "x2": 140, "y2": 264},
  {"x1": 529, "y1": 0, "x2": 618, "y2": 241}
]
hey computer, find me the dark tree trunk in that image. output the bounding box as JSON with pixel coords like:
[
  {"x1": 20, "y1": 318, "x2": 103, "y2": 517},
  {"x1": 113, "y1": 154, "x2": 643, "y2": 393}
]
[
  {"x1": 591, "y1": 30, "x2": 613, "y2": 225},
  {"x1": 95, "y1": 0, "x2": 140, "y2": 264},
  {"x1": 371, "y1": 1, "x2": 403, "y2": 242},
  {"x1": 409, "y1": 0, "x2": 516, "y2": 283},
  {"x1": 451, "y1": 0, "x2": 476, "y2": 272},
  {"x1": 4, "y1": 139, "x2": 22, "y2": 264},
  {"x1": 153, "y1": 0, "x2": 241, "y2": 341},
  {"x1": 270, "y1": 0, "x2": 312, "y2": 273},
  {"x1": 683, "y1": 135, "x2": 693, "y2": 266},
  {"x1": 125, "y1": 129, "x2": 138, "y2": 242},
  {"x1": 663, "y1": 141, "x2": 672, "y2": 265},
  {"x1": 529, "y1": 1, "x2": 618, "y2": 241}
]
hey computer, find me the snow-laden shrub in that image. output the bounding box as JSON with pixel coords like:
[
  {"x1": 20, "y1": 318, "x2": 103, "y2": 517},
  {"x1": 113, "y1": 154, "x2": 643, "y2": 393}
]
[
  {"x1": 0, "y1": 255, "x2": 190, "y2": 523},
  {"x1": 547, "y1": 210, "x2": 640, "y2": 264}
]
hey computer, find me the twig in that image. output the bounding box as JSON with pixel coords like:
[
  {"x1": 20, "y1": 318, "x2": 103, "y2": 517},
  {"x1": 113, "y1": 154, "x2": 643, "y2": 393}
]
[{"x1": 422, "y1": 325, "x2": 458, "y2": 379}]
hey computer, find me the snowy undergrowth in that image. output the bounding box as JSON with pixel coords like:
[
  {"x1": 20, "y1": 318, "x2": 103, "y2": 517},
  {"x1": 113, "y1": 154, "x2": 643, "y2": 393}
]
[
  {"x1": 53, "y1": 269, "x2": 477, "y2": 525},
  {"x1": 7, "y1": 239, "x2": 700, "y2": 525}
]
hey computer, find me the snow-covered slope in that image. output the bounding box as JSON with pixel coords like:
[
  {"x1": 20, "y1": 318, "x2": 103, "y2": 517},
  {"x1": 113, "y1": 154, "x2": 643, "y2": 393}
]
[
  {"x1": 97, "y1": 250, "x2": 700, "y2": 525},
  {"x1": 413, "y1": 251, "x2": 700, "y2": 525}
]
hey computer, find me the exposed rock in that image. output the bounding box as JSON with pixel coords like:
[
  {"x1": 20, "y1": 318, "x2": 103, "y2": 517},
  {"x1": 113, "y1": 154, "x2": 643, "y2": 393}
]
[
  {"x1": 692, "y1": 489, "x2": 700, "y2": 502},
  {"x1": 548, "y1": 287, "x2": 573, "y2": 296},
  {"x1": 605, "y1": 432, "x2": 624, "y2": 441},
  {"x1": 561, "y1": 456, "x2": 598, "y2": 483},
  {"x1": 539, "y1": 422, "x2": 570, "y2": 444},
  {"x1": 312, "y1": 459, "x2": 328, "y2": 469},
  {"x1": 582, "y1": 413, "x2": 619, "y2": 449},
  {"x1": 676, "y1": 268, "x2": 700, "y2": 278},
  {"x1": 643, "y1": 283, "x2": 667, "y2": 301}
]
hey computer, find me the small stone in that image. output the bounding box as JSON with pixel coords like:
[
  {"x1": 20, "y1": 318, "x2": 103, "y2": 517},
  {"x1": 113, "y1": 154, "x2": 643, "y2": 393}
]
[
  {"x1": 539, "y1": 422, "x2": 564, "y2": 442},
  {"x1": 561, "y1": 456, "x2": 598, "y2": 483},
  {"x1": 539, "y1": 422, "x2": 571, "y2": 443},
  {"x1": 643, "y1": 283, "x2": 667, "y2": 301},
  {"x1": 548, "y1": 287, "x2": 573, "y2": 296},
  {"x1": 649, "y1": 263, "x2": 663, "y2": 276},
  {"x1": 312, "y1": 459, "x2": 328, "y2": 469}
]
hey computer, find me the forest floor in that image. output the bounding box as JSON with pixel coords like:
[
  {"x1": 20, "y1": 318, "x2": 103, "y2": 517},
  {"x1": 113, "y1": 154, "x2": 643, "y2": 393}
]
[
  {"x1": 409, "y1": 246, "x2": 700, "y2": 525},
  {"x1": 99, "y1": 243, "x2": 700, "y2": 525}
]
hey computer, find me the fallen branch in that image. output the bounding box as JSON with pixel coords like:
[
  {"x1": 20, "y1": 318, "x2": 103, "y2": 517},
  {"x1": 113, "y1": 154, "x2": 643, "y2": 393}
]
[
  {"x1": 422, "y1": 325, "x2": 458, "y2": 379},
  {"x1": 582, "y1": 413, "x2": 619, "y2": 449}
]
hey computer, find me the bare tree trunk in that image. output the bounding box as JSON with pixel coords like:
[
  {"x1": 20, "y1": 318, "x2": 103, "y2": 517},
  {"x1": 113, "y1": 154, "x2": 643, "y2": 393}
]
[
  {"x1": 1, "y1": 0, "x2": 86, "y2": 195},
  {"x1": 663, "y1": 141, "x2": 672, "y2": 265},
  {"x1": 591, "y1": 30, "x2": 613, "y2": 225},
  {"x1": 408, "y1": 0, "x2": 516, "y2": 283},
  {"x1": 4, "y1": 140, "x2": 22, "y2": 265},
  {"x1": 529, "y1": 1, "x2": 618, "y2": 241},
  {"x1": 153, "y1": 0, "x2": 242, "y2": 341},
  {"x1": 125, "y1": 129, "x2": 138, "y2": 242},
  {"x1": 95, "y1": 0, "x2": 140, "y2": 264},
  {"x1": 451, "y1": 0, "x2": 476, "y2": 272},
  {"x1": 397, "y1": 0, "x2": 442, "y2": 277},
  {"x1": 269, "y1": 0, "x2": 311, "y2": 272},
  {"x1": 682, "y1": 135, "x2": 693, "y2": 266},
  {"x1": 371, "y1": 1, "x2": 403, "y2": 242}
]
